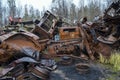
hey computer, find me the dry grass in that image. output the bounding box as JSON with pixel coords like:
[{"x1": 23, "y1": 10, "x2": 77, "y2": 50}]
[{"x1": 99, "y1": 51, "x2": 120, "y2": 72}]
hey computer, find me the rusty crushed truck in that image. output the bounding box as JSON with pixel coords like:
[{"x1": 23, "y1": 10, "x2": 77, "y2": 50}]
[
  {"x1": 0, "y1": 10, "x2": 109, "y2": 62},
  {"x1": 0, "y1": 1, "x2": 120, "y2": 79}
]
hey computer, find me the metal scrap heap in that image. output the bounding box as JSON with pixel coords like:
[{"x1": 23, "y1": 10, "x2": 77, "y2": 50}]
[{"x1": 0, "y1": 1, "x2": 120, "y2": 79}]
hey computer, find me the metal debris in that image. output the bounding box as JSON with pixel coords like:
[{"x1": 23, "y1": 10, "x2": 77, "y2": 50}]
[
  {"x1": 0, "y1": 1, "x2": 120, "y2": 79},
  {"x1": 75, "y1": 63, "x2": 90, "y2": 74}
]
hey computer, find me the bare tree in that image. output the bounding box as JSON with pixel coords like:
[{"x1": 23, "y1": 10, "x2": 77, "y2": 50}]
[
  {"x1": 23, "y1": 5, "x2": 29, "y2": 20},
  {"x1": 69, "y1": 3, "x2": 76, "y2": 21},
  {"x1": 16, "y1": 6, "x2": 22, "y2": 17},
  {"x1": 51, "y1": 0, "x2": 69, "y2": 18},
  {"x1": 7, "y1": 0, "x2": 16, "y2": 18},
  {"x1": 35, "y1": 9, "x2": 41, "y2": 19},
  {"x1": 29, "y1": 6, "x2": 35, "y2": 19},
  {"x1": 2, "y1": 7, "x2": 8, "y2": 25},
  {"x1": 0, "y1": 0, "x2": 3, "y2": 26}
]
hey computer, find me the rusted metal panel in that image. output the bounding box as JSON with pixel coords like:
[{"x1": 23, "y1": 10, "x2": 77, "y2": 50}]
[
  {"x1": 21, "y1": 31, "x2": 40, "y2": 40},
  {"x1": 32, "y1": 10, "x2": 57, "y2": 39},
  {"x1": 47, "y1": 39, "x2": 82, "y2": 56},
  {"x1": 59, "y1": 26, "x2": 81, "y2": 40},
  {"x1": 32, "y1": 26, "x2": 50, "y2": 39}
]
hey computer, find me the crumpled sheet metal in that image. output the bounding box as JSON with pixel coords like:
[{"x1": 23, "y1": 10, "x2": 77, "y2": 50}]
[
  {"x1": 29, "y1": 66, "x2": 50, "y2": 80},
  {"x1": 4, "y1": 31, "x2": 40, "y2": 41},
  {"x1": 16, "y1": 72, "x2": 38, "y2": 80},
  {"x1": 0, "y1": 64, "x2": 25, "y2": 78},
  {"x1": 21, "y1": 47, "x2": 41, "y2": 61},
  {"x1": 0, "y1": 77, "x2": 15, "y2": 80},
  {"x1": 0, "y1": 67, "x2": 14, "y2": 77},
  {"x1": 97, "y1": 36, "x2": 116, "y2": 44},
  {"x1": 0, "y1": 57, "x2": 57, "y2": 80},
  {"x1": 0, "y1": 32, "x2": 41, "y2": 51},
  {"x1": 0, "y1": 31, "x2": 39, "y2": 42},
  {"x1": 0, "y1": 31, "x2": 43, "y2": 63},
  {"x1": 0, "y1": 31, "x2": 17, "y2": 42},
  {"x1": 14, "y1": 57, "x2": 39, "y2": 63},
  {"x1": 77, "y1": 22, "x2": 113, "y2": 59}
]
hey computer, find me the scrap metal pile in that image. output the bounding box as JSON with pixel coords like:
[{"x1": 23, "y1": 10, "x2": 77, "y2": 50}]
[{"x1": 0, "y1": 1, "x2": 120, "y2": 80}]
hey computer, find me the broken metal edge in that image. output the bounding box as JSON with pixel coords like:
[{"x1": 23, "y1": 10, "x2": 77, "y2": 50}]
[{"x1": 97, "y1": 36, "x2": 116, "y2": 44}]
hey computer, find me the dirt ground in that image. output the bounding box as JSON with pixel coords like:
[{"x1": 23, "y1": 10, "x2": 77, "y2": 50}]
[
  {"x1": 0, "y1": 58, "x2": 120, "y2": 80},
  {"x1": 50, "y1": 59, "x2": 120, "y2": 80}
]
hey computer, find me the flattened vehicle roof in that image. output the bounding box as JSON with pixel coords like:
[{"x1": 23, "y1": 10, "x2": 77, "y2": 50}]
[{"x1": 0, "y1": 31, "x2": 39, "y2": 42}]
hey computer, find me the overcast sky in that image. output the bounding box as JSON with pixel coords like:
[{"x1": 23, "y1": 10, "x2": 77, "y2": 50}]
[
  {"x1": 2, "y1": 0, "x2": 107, "y2": 11},
  {"x1": 15, "y1": 0, "x2": 81, "y2": 11},
  {"x1": 15, "y1": 0, "x2": 107, "y2": 10},
  {"x1": 16, "y1": 0, "x2": 52, "y2": 11}
]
